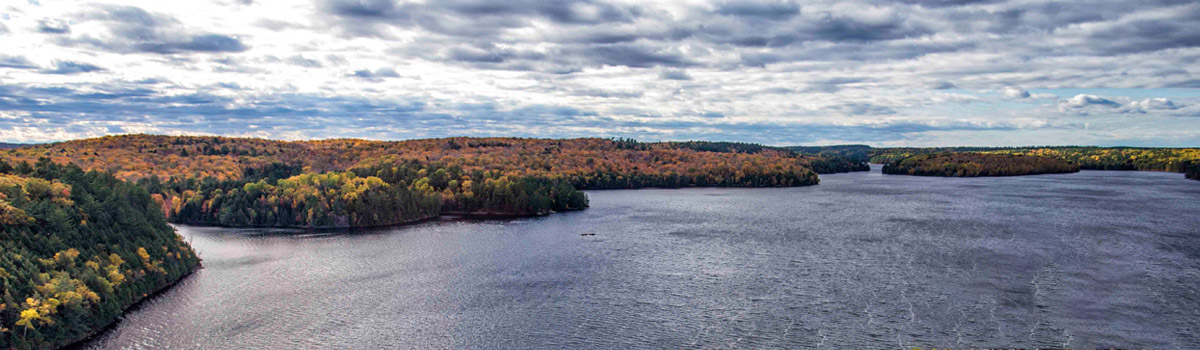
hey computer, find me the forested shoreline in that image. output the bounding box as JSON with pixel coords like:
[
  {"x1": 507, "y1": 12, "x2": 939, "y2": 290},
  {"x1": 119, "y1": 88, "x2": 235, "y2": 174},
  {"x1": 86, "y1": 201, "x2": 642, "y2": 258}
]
[
  {"x1": 1, "y1": 135, "x2": 846, "y2": 229},
  {"x1": 881, "y1": 153, "x2": 1080, "y2": 177},
  {"x1": 0, "y1": 136, "x2": 1195, "y2": 348},
  {"x1": 788, "y1": 145, "x2": 1200, "y2": 180},
  {"x1": 870, "y1": 147, "x2": 1199, "y2": 174},
  {"x1": 0, "y1": 159, "x2": 200, "y2": 349}
]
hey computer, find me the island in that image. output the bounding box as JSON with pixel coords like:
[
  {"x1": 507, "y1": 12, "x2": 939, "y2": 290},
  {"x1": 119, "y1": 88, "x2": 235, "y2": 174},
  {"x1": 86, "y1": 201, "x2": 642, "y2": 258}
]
[{"x1": 881, "y1": 153, "x2": 1080, "y2": 177}]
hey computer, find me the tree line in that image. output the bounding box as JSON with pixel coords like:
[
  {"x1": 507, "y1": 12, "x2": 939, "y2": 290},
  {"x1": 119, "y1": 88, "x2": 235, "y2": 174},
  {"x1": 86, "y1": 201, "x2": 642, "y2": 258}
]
[
  {"x1": 1, "y1": 135, "x2": 839, "y2": 229},
  {"x1": 787, "y1": 145, "x2": 1200, "y2": 180},
  {"x1": 881, "y1": 153, "x2": 1080, "y2": 177}
]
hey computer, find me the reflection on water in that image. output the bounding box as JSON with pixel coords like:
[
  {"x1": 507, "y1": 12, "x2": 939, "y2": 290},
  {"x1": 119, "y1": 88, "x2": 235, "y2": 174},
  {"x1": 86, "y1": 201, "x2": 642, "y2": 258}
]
[{"x1": 82, "y1": 167, "x2": 1200, "y2": 349}]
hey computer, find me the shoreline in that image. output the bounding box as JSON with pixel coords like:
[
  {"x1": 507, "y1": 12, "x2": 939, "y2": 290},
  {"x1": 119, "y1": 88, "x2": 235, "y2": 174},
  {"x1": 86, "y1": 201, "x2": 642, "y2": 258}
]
[
  {"x1": 61, "y1": 262, "x2": 202, "y2": 350},
  {"x1": 165, "y1": 207, "x2": 591, "y2": 231}
]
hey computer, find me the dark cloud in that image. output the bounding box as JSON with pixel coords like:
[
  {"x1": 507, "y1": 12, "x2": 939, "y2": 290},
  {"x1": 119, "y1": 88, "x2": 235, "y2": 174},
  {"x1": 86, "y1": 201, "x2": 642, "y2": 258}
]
[
  {"x1": 0, "y1": 55, "x2": 38, "y2": 69},
  {"x1": 583, "y1": 44, "x2": 693, "y2": 68},
  {"x1": 758, "y1": 87, "x2": 794, "y2": 94},
  {"x1": 658, "y1": 69, "x2": 693, "y2": 80},
  {"x1": 893, "y1": 0, "x2": 1000, "y2": 7},
  {"x1": 135, "y1": 34, "x2": 247, "y2": 54},
  {"x1": 446, "y1": 46, "x2": 510, "y2": 63},
  {"x1": 124, "y1": 77, "x2": 170, "y2": 85},
  {"x1": 700, "y1": 9, "x2": 932, "y2": 49},
  {"x1": 37, "y1": 18, "x2": 71, "y2": 34},
  {"x1": 350, "y1": 67, "x2": 400, "y2": 80},
  {"x1": 321, "y1": 0, "x2": 639, "y2": 37},
  {"x1": 1079, "y1": 4, "x2": 1200, "y2": 55},
  {"x1": 0, "y1": 82, "x2": 426, "y2": 128},
  {"x1": 66, "y1": 5, "x2": 248, "y2": 54},
  {"x1": 928, "y1": 81, "x2": 957, "y2": 89},
  {"x1": 42, "y1": 61, "x2": 105, "y2": 74},
  {"x1": 306, "y1": 0, "x2": 1198, "y2": 77},
  {"x1": 568, "y1": 88, "x2": 644, "y2": 99},
  {"x1": 824, "y1": 102, "x2": 897, "y2": 115},
  {"x1": 715, "y1": 1, "x2": 801, "y2": 20},
  {"x1": 323, "y1": 0, "x2": 398, "y2": 18},
  {"x1": 804, "y1": 77, "x2": 868, "y2": 93},
  {"x1": 5, "y1": 0, "x2": 1199, "y2": 145}
]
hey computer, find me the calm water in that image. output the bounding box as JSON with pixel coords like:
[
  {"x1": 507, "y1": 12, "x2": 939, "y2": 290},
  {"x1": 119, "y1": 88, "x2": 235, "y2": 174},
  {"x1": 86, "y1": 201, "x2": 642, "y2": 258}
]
[{"x1": 82, "y1": 167, "x2": 1200, "y2": 349}]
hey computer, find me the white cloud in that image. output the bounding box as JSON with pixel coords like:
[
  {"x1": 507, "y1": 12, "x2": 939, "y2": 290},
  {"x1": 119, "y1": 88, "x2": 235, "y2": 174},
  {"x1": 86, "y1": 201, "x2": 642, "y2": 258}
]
[
  {"x1": 1128, "y1": 97, "x2": 1181, "y2": 111},
  {"x1": 0, "y1": 0, "x2": 1196, "y2": 146},
  {"x1": 1002, "y1": 87, "x2": 1030, "y2": 99},
  {"x1": 1062, "y1": 94, "x2": 1121, "y2": 109}
]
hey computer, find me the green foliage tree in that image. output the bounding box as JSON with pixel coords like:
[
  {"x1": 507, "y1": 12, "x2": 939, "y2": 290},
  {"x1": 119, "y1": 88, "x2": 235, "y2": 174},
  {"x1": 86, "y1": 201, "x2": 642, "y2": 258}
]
[{"x1": 0, "y1": 159, "x2": 200, "y2": 349}]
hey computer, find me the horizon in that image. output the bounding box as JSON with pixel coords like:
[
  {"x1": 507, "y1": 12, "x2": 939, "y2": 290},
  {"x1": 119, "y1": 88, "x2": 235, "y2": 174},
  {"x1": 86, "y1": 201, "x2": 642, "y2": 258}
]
[
  {"x1": 2, "y1": 0, "x2": 1199, "y2": 146},
  {"x1": 3, "y1": 132, "x2": 1198, "y2": 149}
]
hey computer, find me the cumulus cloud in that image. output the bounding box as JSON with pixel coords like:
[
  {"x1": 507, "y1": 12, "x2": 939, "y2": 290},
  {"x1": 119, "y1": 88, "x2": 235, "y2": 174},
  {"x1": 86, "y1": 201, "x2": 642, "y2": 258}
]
[
  {"x1": 1061, "y1": 94, "x2": 1121, "y2": 109},
  {"x1": 1002, "y1": 87, "x2": 1030, "y2": 99},
  {"x1": 1065, "y1": 93, "x2": 1118, "y2": 107},
  {"x1": 1127, "y1": 98, "x2": 1182, "y2": 113}
]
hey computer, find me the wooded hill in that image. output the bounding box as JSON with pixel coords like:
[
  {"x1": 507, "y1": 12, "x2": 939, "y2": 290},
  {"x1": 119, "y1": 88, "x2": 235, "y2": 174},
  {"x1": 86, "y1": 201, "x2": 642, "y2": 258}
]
[
  {"x1": 0, "y1": 135, "x2": 859, "y2": 228},
  {"x1": 0, "y1": 160, "x2": 200, "y2": 349}
]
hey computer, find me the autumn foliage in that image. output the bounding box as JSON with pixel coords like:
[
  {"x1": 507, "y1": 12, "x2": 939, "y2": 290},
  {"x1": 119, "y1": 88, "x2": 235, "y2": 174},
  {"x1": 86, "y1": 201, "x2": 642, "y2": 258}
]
[
  {"x1": 0, "y1": 160, "x2": 199, "y2": 349},
  {"x1": 868, "y1": 146, "x2": 1200, "y2": 176},
  {"x1": 882, "y1": 153, "x2": 1080, "y2": 177},
  {"x1": 0, "y1": 135, "x2": 831, "y2": 228}
]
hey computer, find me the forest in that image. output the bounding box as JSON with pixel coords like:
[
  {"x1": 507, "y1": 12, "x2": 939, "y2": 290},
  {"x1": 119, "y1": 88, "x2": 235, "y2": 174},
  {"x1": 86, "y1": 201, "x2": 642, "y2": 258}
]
[
  {"x1": 0, "y1": 135, "x2": 850, "y2": 228},
  {"x1": 789, "y1": 145, "x2": 1200, "y2": 179},
  {"x1": 0, "y1": 159, "x2": 200, "y2": 349},
  {"x1": 869, "y1": 146, "x2": 1199, "y2": 174},
  {"x1": 881, "y1": 153, "x2": 1080, "y2": 177}
]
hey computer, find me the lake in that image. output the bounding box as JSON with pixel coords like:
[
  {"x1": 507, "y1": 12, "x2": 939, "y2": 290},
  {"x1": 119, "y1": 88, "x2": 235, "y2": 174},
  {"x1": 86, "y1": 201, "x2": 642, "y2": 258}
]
[{"x1": 80, "y1": 166, "x2": 1200, "y2": 349}]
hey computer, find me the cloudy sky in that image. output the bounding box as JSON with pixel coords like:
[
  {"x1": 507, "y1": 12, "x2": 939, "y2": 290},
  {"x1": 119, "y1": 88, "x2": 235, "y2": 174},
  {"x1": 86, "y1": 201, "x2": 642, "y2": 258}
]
[{"x1": 1, "y1": 0, "x2": 1198, "y2": 146}]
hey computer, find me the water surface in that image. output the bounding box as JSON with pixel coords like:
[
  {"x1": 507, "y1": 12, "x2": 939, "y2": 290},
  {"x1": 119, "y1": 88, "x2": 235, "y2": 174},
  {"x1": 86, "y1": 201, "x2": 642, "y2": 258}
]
[{"x1": 83, "y1": 167, "x2": 1200, "y2": 349}]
